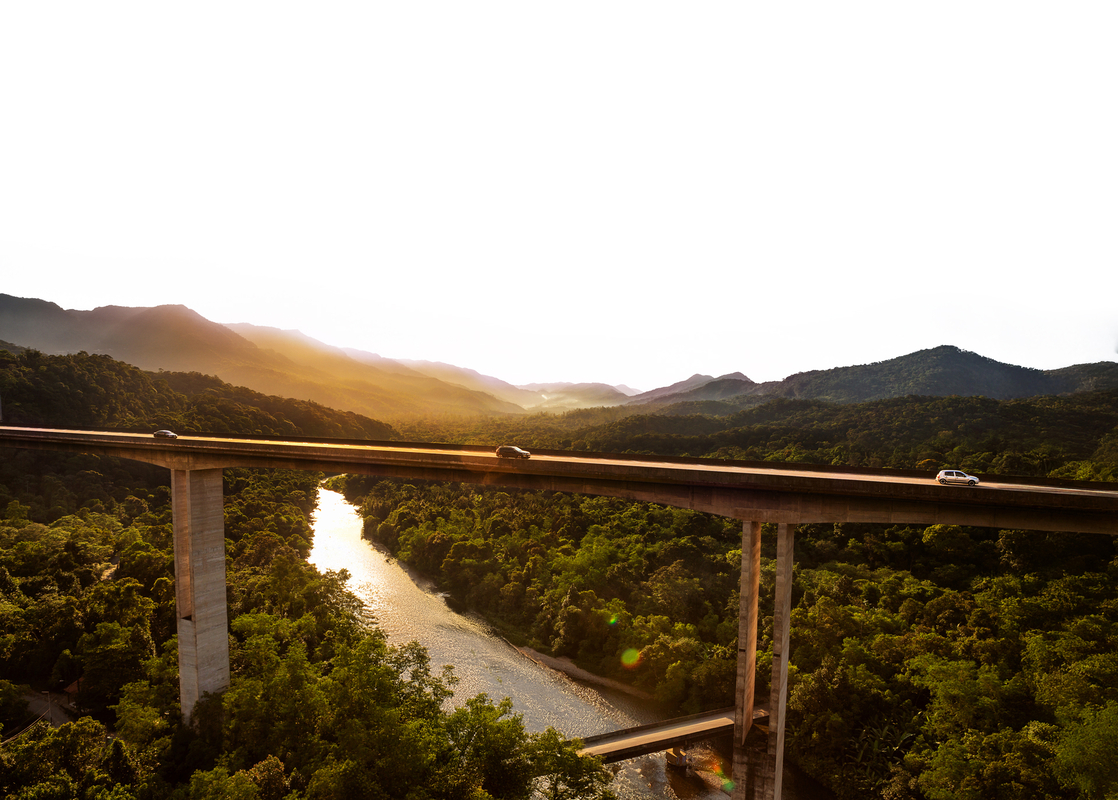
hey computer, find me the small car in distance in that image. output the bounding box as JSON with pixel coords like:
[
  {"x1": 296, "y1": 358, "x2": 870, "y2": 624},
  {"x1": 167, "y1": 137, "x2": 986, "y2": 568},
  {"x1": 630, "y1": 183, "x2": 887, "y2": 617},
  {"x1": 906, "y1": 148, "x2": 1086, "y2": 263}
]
[
  {"x1": 936, "y1": 469, "x2": 979, "y2": 486},
  {"x1": 495, "y1": 445, "x2": 530, "y2": 459},
  {"x1": 153, "y1": 430, "x2": 178, "y2": 439}
]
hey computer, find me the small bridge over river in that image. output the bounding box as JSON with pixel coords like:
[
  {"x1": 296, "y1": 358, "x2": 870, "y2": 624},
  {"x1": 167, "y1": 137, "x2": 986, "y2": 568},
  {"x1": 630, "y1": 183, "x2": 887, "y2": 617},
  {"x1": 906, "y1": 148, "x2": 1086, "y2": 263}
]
[
  {"x1": 3, "y1": 427, "x2": 1116, "y2": 799},
  {"x1": 579, "y1": 706, "x2": 766, "y2": 763}
]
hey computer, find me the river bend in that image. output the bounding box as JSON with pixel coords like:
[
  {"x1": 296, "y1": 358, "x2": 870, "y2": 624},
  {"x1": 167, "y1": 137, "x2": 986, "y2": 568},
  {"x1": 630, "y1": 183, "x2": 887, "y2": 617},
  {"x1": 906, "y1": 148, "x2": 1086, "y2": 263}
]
[{"x1": 308, "y1": 487, "x2": 731, "y2": 799}]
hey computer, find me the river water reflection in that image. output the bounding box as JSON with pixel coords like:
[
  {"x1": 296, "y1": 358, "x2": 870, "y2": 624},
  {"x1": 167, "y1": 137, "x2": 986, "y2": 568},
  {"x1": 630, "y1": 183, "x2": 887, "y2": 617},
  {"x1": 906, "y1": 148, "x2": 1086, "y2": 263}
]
[{"x1": 308, "y1": 487, "x2": 731, "y2": 799}]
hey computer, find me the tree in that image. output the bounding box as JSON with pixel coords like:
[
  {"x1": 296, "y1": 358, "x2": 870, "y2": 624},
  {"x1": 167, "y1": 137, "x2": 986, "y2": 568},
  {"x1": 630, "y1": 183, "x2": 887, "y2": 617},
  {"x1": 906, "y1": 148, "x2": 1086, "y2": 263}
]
[
  {"x1": 526, "y1": 728, "x2": 617, "y2": 800},
  {"x1": 1054, "y1": 701, "x2": 1118, "y2": 799},
  {"x1": 0, "y1": 678, "x2": 29, "y2": 731},
  {"x1": 0, "y1": 717, "x2": 144, "y2": 799},
  {"x1": 77, "y1": 621, "x2": 151, "y2": 713}
]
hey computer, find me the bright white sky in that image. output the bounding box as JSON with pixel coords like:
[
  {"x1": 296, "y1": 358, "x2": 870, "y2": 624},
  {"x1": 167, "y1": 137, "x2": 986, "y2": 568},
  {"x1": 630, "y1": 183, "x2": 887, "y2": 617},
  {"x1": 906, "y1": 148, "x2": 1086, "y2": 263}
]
[{"x1": 2, "y1": 3, "x2": 1116, "y2": 392}]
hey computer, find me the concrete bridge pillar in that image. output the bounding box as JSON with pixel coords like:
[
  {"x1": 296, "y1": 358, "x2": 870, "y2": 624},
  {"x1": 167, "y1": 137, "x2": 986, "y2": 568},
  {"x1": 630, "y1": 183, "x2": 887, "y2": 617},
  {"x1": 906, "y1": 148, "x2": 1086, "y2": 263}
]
[
  {"x1": 171, "y1": 468, "x2": 230, "y2": 724},
  {"x1": 733, "y1": 521, "x2": 762, "y2": 779},
  {"x1": 733, "y1": 522, "x2": 795, "y2": 800}
]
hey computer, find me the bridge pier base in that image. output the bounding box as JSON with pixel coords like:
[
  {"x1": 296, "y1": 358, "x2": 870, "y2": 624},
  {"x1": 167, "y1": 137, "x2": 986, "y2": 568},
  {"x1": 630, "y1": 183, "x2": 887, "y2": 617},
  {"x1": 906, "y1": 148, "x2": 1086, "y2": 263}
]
[
  {"x1": 733, "y1": 522, "x2": 795, "y2": 800},
  {"x1": 171, "y1": 468, "x2": 230, "y2": 724}
]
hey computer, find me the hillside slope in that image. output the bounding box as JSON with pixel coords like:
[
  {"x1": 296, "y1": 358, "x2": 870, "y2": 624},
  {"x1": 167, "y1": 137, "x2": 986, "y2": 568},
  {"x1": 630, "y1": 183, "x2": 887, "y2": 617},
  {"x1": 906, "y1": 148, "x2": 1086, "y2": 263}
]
[
  {"x1": 633, "y1": 347, "x2": 1118, "y2": 410},
  {"x1": 0, "y1": 348, "x2": 396, "y2": 439},
  {"x1": 0, "y1": 295, "x2": 522, "y2": 419},
  {"x1": 6, "y1": 295, "x2": 1118, "y2": 417}
]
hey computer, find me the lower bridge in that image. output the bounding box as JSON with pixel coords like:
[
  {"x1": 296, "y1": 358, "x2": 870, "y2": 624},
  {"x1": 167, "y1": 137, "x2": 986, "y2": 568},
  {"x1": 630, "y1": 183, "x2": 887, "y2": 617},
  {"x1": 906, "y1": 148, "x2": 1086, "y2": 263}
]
[{"x1": 579, "y1": 706, "x2": 767, "y2": 763}]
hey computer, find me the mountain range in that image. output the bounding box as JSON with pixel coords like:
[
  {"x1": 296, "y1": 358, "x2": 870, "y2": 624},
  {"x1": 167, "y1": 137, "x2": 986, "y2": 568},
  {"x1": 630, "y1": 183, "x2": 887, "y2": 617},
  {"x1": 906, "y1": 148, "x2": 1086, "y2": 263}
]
[{"x1": 3, "y1": 293, "x2": 1117, "y2": 420}]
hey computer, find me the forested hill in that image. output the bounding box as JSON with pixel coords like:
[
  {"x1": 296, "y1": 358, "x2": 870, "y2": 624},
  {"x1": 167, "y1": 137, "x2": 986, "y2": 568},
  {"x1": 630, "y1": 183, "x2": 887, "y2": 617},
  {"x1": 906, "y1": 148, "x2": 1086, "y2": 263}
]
[
  {"x1": 0, "y1": 348, "x2": 397, "y2": 440},
  {"x1": 0, "y1": 295, "x2": 525, "y2": 419},
  {"x1": 6, "y1": 294, "x2": 1118, "y2": 420},
  {"x1": 565, "y1": 392, "x2": 1118, "y2": 479},
  {"x1": 775, "y1": 346, "x2": 1118, "y2": 402},
  {"x1": 634, "y1": 346, "x2": 1118, "y2": 410}
]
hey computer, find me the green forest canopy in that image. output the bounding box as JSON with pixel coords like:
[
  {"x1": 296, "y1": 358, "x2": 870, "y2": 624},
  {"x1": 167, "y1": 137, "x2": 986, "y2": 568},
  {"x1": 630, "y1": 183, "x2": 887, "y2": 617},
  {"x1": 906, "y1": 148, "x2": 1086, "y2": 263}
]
[
  {"x1": 2, "y1": 348, "x2": 1118, "y2": 799},
  {"x1": 0, "y1": 350, "x2": 613, "y2": 800}
]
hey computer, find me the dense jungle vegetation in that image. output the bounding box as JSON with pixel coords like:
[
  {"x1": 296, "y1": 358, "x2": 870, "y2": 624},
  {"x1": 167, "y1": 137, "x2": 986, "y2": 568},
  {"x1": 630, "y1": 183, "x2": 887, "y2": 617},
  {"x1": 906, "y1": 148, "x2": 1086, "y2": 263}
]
[
  {"x1": 347, "y1": 394, "x2": 1118, "y2": 799},
  {"x1": 0, "y1": 350, "x2": 613, "y2": 800},
  {"x1": 3, "y1": 347, "x2": 1118, "y2": 799}
]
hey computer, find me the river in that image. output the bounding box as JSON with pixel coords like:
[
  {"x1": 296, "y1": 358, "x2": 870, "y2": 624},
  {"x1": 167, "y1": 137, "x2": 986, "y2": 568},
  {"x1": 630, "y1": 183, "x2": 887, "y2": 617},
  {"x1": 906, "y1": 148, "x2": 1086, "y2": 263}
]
[{"x1": 307, "y1": 487, "x2": 735, "y2": 798}]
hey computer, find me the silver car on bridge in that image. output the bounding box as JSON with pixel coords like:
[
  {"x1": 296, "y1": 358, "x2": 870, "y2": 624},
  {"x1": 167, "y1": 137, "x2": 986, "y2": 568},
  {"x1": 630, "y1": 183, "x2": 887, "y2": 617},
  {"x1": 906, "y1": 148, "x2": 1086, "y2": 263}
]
[{"x1": 936, "y1": 469, "x2": 979, "y2": 486}]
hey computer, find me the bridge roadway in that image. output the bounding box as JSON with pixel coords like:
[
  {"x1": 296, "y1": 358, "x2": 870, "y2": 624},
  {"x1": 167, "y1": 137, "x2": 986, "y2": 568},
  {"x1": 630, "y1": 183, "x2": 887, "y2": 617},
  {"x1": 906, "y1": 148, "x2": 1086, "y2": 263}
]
[
  {"x1": 4, "y1": 427, "x2": 1117, "y2": 799},
  {"x1": 3, "y1": 427, "x2": 1117, "y2": 534}
]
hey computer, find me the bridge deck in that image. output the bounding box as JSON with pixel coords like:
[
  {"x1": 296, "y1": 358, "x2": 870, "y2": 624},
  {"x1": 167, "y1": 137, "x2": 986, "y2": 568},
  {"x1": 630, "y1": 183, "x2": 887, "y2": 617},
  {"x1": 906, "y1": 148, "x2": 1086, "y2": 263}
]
[
  {"x1": 578, "y1": 706, "x2": 766, "y2": 763},
  {"x1": 3, "y1": 427, "x2": 1115, "y2": 535}
]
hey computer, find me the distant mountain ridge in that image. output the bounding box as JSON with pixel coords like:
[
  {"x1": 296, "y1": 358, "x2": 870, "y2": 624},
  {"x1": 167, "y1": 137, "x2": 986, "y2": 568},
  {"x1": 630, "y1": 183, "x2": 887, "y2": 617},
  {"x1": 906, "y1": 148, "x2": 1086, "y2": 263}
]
[
  {"x1": 3, "y1": 294, "x2": 1117, "y2": 420},
  {"x1": 628, "y1": 372, "x2": 755, "y2": 404},
  {"x1": 634, "y1": 346, "x2": 1118, "y2": 411}
]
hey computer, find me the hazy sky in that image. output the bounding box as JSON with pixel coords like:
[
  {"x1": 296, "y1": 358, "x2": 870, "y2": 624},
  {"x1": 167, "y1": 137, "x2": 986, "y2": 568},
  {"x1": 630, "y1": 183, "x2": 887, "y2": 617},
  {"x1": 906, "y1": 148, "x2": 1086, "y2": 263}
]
[{"x1": 3, "y1": 3, "x2": 1116, "y2": 392}]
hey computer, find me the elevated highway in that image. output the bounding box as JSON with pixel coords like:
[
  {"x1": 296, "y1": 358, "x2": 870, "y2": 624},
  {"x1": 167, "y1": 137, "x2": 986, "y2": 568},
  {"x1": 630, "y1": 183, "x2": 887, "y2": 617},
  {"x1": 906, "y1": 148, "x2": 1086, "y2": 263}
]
[
  {"x1": 4, "y1": 426, "x2": 1116, "y2": 799},
  {"x1": 3, "y1": 427, "x2": 1116, "y2": 534}
]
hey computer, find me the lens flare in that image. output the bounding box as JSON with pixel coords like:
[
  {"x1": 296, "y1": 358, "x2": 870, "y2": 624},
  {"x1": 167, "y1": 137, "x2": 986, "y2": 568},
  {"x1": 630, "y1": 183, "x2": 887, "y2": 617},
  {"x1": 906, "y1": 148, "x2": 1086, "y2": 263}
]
[
  {"x1": 709, "y1": 758, "x2": 734, "y2": 792},
  {"x1": 620, "y1": 648, "x2": 642, "y2": 669}
]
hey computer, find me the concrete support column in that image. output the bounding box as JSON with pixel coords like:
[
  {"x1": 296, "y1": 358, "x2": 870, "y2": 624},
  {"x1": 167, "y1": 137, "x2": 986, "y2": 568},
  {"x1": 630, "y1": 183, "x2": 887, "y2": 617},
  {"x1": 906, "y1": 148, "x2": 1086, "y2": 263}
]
[
  {"x1": 171, "y1": 468, "x2": 230, "y2": 724},
  {"x1": 732, "y1": 520, "x2": 762, "y2": 796},
  {"x1": 767, "y1": 523, "x2": 796, "y2": 799}
]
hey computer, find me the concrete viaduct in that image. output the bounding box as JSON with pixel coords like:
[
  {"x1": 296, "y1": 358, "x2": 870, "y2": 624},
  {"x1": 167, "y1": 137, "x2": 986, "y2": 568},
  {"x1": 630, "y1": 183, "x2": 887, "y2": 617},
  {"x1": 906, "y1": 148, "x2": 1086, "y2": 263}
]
[{"x1": 3, "y1": 427, "x2": 1117, "y2": 799}]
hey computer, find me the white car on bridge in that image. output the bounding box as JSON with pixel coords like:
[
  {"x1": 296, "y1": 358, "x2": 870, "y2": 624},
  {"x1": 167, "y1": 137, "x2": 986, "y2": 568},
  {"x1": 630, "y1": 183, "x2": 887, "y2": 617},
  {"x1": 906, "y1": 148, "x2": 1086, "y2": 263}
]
[{"x1": 936, "y1": 469, "x2": 979, "y2": 486}]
